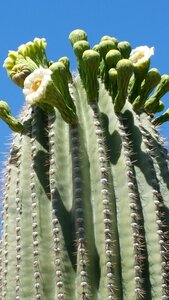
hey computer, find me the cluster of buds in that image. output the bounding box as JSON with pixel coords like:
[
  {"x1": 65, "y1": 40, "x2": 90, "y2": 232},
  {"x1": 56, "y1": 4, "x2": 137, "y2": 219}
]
[
  {"x1": 2, "y1": 37, "x2": 77, "y2": 126},
  {"x1": 0, "y1": 29, "x2": 169, "y2": 132}
]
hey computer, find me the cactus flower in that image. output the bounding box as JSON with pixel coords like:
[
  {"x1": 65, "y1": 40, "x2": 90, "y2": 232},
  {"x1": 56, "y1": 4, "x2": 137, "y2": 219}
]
[
  {"x1": 128, "y1": 46, "x2": 154, "y2": 102},
  {"x1": 23, "y1": 67, "x2": 52, "y2": 104},
  {"x1": 129, "y1": 45, "x2": 154, "y2": 66}
]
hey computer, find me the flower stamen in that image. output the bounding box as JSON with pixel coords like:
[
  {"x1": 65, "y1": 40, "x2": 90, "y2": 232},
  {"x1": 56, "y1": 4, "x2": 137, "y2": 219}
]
[
  {"x1": 32, "y1": 80, "x2": 42, "y2": 92},
  {"x1": 23, "y1": 67, "x2": 52, "y2": 104},
  {"x1": 129, "y1": 46, "x2": 154, "y2": 67}
]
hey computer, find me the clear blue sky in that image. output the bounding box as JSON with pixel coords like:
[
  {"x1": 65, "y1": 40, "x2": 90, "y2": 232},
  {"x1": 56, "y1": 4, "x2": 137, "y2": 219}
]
[{"x1": 0, "y1": 0, "x2": 169, "y2": 175}]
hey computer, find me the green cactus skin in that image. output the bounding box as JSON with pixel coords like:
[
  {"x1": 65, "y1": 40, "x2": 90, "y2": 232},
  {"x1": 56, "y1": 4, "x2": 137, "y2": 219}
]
[{"x1": 1, "y1": 31, "x2": 169, "y2": 300}]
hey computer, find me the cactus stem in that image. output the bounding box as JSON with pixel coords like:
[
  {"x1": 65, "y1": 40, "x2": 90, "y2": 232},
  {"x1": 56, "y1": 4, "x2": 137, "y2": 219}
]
[
  {"x1": 125, "y1": 110, "x2": 169, "y2": 298},
  {"x1": 73, "y1": 78, "x2": 122, "y2": 298},
  {"x1": 48, "y1": 111, "x2": 64, "y2": 300},
  {"x1": 0, "y1": 159, "x2": 12, "y2": 298},
  {"x1": 0, "y1": 134, "x2": 22, "y2": 299},
  {"x1": 14, "y1": 132, "x2": 22, "y2": 299},
  {"x1": 88, "y1": 102, "x2": 119, "y2": 299},
  {"x1": 137, "y1": 115, "x2": 169, "y2": 296},
  {"x1": 2, "y1": 32, "x2": 169, "y2": 299},
  {"x1": 70, "y1": 124, "x2": 91, "y2": 299},
  {"x1": 30, "y1": 107, "x2": 42, "y2": 298},
  {"x1": 116, "y1": 113, "x2": 147, "y2": 298},
  {"x1": 98, "y1": 86, "x2": 147, "y2": 298},
  {"x1": 48, "y1": 108, "x2": 76, "y2": 299}
]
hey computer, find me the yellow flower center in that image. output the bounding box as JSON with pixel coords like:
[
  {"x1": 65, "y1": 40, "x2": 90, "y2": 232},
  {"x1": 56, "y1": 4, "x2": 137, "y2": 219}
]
[
  {"x1": 137, "y1": 52, "x2": 144, "y2": 60},
  {"x1": 32, "y1": 79, "x2": 42, "y2": 91},
  {"x1": 133, "y1": 52, "x2": 145, "y2": 63}
]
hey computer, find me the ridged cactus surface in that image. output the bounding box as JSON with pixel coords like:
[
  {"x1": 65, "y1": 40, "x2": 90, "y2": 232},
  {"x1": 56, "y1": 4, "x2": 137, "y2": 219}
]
[{"x1": 0, "y1": 30, "x2": 169, "y2": 300}]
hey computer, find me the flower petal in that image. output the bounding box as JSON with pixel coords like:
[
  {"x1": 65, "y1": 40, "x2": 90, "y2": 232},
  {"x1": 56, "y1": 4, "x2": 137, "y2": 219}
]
[
  {"x1": 23, "y1": 67, "x2": 52, "y2": 104},
  {"x1": 129, "y1": 46, "x2": 154, "y2": 66}
]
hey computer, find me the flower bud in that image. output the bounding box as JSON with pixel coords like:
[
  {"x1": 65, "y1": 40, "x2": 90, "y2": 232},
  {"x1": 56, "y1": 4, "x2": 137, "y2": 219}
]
[
  {"x1": 98, "y1": 40, "x2": 117, "y2": 59},
  {"x1": 82, "y1": 49, "x2": 100, "y2": 101},
  {"x1": 18, "y1": 38, "x2": 48, "y2": 67},
  {"x1": 58, "y1": 57, "x2": 72, "y2": 82},
  {"x1": 100, "y1": 35, "x2": 118, "y2": 46},
  {"x1": 132, "y1": 68, "x2": 161, "y2": 110},
  {"x1": 105, "y1": 50, "x2": 122, "y2": 69},
  {"x1": 144, "y1": 75, "x2": 169, "y2": 111},
  {"x1": 152, "y1": 108, "x2": 169, "y2": 126},
  {"x1": 114, "y1": 59, "x2": 133, "y2": 112},
  {"x1": 49, "y1": 62, "x2": 76, "y2": 115},
  {"x1": 117, "y1": 41, "x2": 132, "y2": 58},
  {"x1": 108, "y1": 68, "x2": 117, "y2": 100},
  {"x1": 73, "y1": 41, "x2": 90, "y2": 83},
  {"x1": 3, "y1": 38, "x2": 48, "y2": 87},
  {"x1": 69, "y1": 29, "x2": 87, "y2": 46},
  {"x1": 73, "y1": 41, "x2": 90, "y2": 59},
  {"x1": 0, "y1": 101, "x2": 23, "y2": 132},
  {"x1": 149, "y1": 100, "x2": 164, "y2": 114}
]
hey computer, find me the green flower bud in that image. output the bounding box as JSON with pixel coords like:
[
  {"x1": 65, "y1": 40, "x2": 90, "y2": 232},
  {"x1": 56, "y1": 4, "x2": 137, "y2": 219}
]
[
  {"x1": 108, "y1": 68, "x2": 117, "y2": 100},
  {"x1": 101, "y1": 50, "x2": 121, "y2": 89},
  {"x1": 73, "y1": 40, "x2": 90, "y2": 83},
  {"x1": 93, "y1": 44, "x2": 100, "y2": 52},
  {"x1": 149, "y1": 100, "x2": 165, "y2": 114},
  {"x1": 4, "y1": 53, "x2": 38, "y2": 87},
  {"x1": 117, "y1": 41, "x2": 132, "y2": 58},
  {"x1": 18, "y1": 38, "x2": 48, "y2": 67},
  {"x1": 98, "y1": 40, "x2": 117, "y2": 59},
  {"x1": 100, "y1": 35, "x2": 118, "y2": 46},
  {"x1": 50, "y1": 62, "x2": 76, "y2": 112},
  {"x1": 3, "y1": 38, "x2": 48, "y2": 87},
  {"x1": 144, "y1": 75, "x2": 169, "y2": 111},
  {"x1": 69, "y1": 29, "x2": 88, "y2": 46},
  {"x1": 0, "y1": 100, "x2": 23, "y2": 132},
  {"x1": 152, "y1": 108, "x2": 169, "y2": 126},
  {"x1": 73, "y1": 41, "x2": 90, "y2": 59},
  {"x1": 132, "y1": 68, "x2": 161, "y2": 110},
  {"x1": 58, "y1": 56, "x2": 72, "y2": 82},
  {"x1": 150, "y1": 74, "x2": 169, "y2": 99},
  {"x1": 114, "y1": 59, "x2": 133, "y2": 112},
  {"x1": 82, "y1": 49, "x2": 100, "y2": 101},
  {"x1": 105, "y1": 50, "x2": 122, "y2": 69}
]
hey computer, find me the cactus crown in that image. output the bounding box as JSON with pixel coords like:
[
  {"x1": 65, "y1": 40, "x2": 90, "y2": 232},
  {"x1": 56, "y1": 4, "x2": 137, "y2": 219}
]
[{"x1": 1, "y1": 29, "x2": 169, "y2": 300}]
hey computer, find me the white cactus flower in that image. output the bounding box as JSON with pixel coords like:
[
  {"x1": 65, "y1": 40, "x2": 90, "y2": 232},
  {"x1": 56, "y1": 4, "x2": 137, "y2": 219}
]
[
  {"x1": 23, "y1": 67, "x2": 52, "y2": 103},
  {"x1": 129, "y1": 46, "x2": 154, "y2": 67}
]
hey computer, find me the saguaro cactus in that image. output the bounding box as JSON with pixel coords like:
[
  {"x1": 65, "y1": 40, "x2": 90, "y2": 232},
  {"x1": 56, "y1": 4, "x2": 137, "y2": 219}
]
[{"x1": 0, "y1": 30, "x2": 169, "y2": 300}]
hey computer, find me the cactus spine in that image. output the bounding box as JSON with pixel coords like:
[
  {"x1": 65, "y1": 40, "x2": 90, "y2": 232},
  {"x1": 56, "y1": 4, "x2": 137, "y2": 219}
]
[{"x1": 0, "y1": 30, "x2": 169, "y2": 300}]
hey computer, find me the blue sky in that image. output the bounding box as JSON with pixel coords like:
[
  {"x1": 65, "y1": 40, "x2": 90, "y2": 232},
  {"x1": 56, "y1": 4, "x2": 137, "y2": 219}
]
[{"x1": 0, "y1": 0, "x2": 169, "y2": 174}]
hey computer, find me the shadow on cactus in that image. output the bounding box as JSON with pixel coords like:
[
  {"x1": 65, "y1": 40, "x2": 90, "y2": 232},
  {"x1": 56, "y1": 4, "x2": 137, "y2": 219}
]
[{"x1": 0, "y1": 29, "x2": 169, "y2": 299}]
